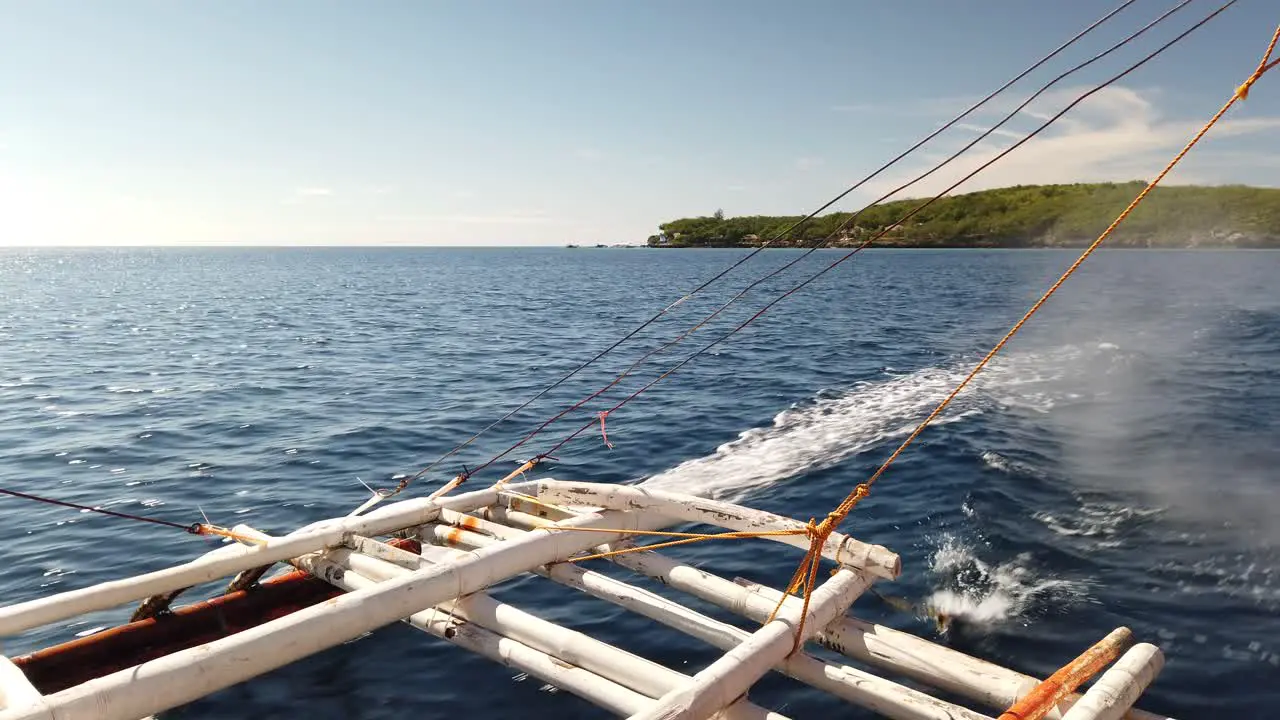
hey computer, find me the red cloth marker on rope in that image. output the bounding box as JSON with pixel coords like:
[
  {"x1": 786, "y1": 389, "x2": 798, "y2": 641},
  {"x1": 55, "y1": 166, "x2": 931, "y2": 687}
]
[{"x1": 597, "y1": 412, "x2": 614, "y2": 449}]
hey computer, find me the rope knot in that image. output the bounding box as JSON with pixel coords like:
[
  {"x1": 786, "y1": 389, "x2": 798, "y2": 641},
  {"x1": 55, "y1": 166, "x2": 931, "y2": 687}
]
[
  {"x1": 1236, "y1": 76, "x2": 1258, "y2": 101},
  {"x1": 807, "y1": 513, "x2": 839, "y2": 543}
]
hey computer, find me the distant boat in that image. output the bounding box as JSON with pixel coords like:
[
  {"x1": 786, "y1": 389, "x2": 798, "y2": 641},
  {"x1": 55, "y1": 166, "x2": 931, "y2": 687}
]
[{"x1": 566, "y1": 243, "x2": 579, "y2": 248}]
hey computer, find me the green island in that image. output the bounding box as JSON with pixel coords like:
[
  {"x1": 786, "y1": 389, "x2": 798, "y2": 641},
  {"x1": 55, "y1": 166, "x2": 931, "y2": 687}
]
[{"x1": 645, "y1": 182, "x2": 1280, "y2": 248}]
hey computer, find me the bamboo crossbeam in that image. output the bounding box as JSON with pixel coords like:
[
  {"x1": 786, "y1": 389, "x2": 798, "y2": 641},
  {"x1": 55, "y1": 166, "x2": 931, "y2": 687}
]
[
  {"x1": 0, "y1": 487, "x2": 504, "y2": 637},
  {"x1": 0, "y1": 482, "x2": 1171, "y2": 720},
  {"x1": 299, "y1": 548, "x2": 655, "y2": 716},
  {"x1": 341, "y1": 534, "x2": 791, "y2": 720},
  {"x1": 998, "y1": 628, "x2": 1134, "y2": 720},
  {"x1": 525, "y1": 481, "x2": 901, "y2": 580},
  {"x1": 629, "y1": 567, "x2": 870, "y2": 720},
  {"x1": 455, "y1": 504, "x2": 1173, "y2": 720},
  {"x1": 430, "y1": 522, "x2": 993, "y2": 720},
  {"x1": 1060, "y1": 645, "x2": 1163, "y2": 720},
  {"x1": 0, "y1": 508, "x2": 648, "y2": 720},
  {"x1": 739, "y1": 581, "x2": 1171, "y2": 720}
]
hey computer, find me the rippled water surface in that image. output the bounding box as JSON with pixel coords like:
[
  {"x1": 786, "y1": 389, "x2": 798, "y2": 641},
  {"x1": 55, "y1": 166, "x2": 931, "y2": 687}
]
[{"x1": 1, "y1": 247, "x2": 1277, "y2": 719}]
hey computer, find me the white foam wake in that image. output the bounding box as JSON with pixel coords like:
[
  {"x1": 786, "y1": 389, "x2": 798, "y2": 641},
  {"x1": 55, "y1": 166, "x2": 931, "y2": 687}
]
[
  {"x1": 637, "y1": 365, "x2": 984, "y2": 501},
  {"x1": 925, "y1": 535, "x2": 1086, "y2": 629},
  {"x1": 635, "y1": 344, "x2": 1101, "y2": 501}
]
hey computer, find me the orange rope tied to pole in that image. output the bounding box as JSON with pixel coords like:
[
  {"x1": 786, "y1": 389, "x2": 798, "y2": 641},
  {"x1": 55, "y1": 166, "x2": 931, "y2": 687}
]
[
  {"x1": 768, "y1": 22, "x2": 1280, "y2": 654},
  {"x1": 562, "y1": 527, "x2": 810, "y2": 563},
  {"x1": 193, "y1": 524, "x2": 271, "y2": 546}
]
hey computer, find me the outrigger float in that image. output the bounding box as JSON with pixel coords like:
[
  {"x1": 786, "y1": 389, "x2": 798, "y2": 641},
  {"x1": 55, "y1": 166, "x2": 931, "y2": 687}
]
[{"x1": 0, "y1": 479, "x2": 1165, "y2": 720}]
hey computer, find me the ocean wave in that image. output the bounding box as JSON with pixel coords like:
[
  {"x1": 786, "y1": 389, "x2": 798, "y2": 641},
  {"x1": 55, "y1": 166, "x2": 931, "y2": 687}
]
[
  {"x1": 637, "y1": 365, "x2": 982, "y2": 500},
  {"x1": 638, "y1": 344, "x2": 1119, "y2": 500},
  {"x1": 925, "y1": 535, "x2": 1087, "y2": 629}
]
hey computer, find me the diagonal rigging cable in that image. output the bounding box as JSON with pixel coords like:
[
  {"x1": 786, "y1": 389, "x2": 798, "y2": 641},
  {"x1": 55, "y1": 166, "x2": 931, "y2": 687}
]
[
  {"x1": 456, "y1": 0, "x2": 1199, "y2": 478},
  {"x1": 384, "y1": 0, "x2": 1143, "y2": 497},
  {"x1": 767, "y1": 17, "x2": 1280, "y2": 657},
  {"x1": 472, "y1": 0, "x2": 1259, "y2": 630},
  {"x1": 519, "y1": 0, "x2": 1240, "y2": 467},
  {"x1": 0, "y1": 487, "x2": 194, "y2": 533}
]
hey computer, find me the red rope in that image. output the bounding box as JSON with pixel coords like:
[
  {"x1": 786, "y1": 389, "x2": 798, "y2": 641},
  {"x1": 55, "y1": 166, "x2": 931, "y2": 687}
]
[
  {"x1": 598, "y1": 412, "x2": 614, "y2": 449},
  {"x1": 0, "y1": 487, "x2": 198, "y2": 533}
]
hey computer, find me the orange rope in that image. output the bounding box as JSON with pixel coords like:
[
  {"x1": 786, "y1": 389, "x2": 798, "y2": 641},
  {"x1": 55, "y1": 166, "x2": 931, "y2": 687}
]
[
  {"x1": 769, "y1": 23, "x2": 1280, "y2": 652},
  {"x1": 534, "y1": 524, "x2": 810, "y2": 563},
  {"x1": 195, "y1": 524, "x2": 270, "y2": 546},
  {"x1": 435, "y1": 22, "x2": 1280, "y2": 657},
  {"x1": 567, "y1": 530, "x2": 805, "y2": 563}
]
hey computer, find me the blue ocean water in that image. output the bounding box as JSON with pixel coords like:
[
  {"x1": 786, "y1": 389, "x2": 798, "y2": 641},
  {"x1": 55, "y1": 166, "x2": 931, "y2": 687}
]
[{"x1": 0, "y1": 247, "x2": 1277, "y2": 719}]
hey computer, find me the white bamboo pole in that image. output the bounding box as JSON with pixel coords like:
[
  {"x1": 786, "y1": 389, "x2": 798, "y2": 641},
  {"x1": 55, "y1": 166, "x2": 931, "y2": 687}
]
[
  {"x1": 1060, "y1": 645, "x2": 1164, "y2": 720},
  {"x1": 0, "y1": 486, "x2": 505, "y2": 637},
  {"x1": 272, "y1": 527, "x2": 791, "y2": 720},
  {"x1": 458, "y1": 505, "x2": 1172, "y2": 720},
  {"x1": 627, "y1": 567, "x2": 870, "y2": 720},
  {"x1": 341, "y1": 550, "x2": 690, "y2": 700},
  {"x1": 429, "y1": 523, "x2": 994, "y2": 720},
  {"x1": 295, "y1": 545, "x2": 654, "y2": 716},
  {"x1": 559, "y1": 537, "x2": 1049, "y2": 719},
  {"x1": 528, "y1": 481, "x2": 901, "y2": 580},
  {"x1": 0, "y1": 508, "x2": 650, "y2": 720},
  {"x1": 0, "y1": 657, "x2": 42, "y2": 714},
  {"x1": 494, "y1": 491, "x2": 580, "y2": 522},
  {"x1": 740, "y1": 579, "x2": 1029, "y2": 705},
  {"x1": 739, "y1": 581, "x2": 1172, "y2": 720}
]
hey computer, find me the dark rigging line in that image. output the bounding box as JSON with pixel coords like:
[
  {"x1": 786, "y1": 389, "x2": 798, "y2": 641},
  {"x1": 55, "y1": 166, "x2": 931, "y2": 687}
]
[
  {"x1": 526, "y1": 0, "x2": 1239, "y2": 464},
  {"x1": 462, "y1": 0, "x2": 1200, "y2": 476},
  {"x1": 388, "y1": 0, "x2": 1143, "y2": 495},
  {"x1": 0, "y1": 2, "x2": 1237, "y2": 535},
  {"x1": 0, "y1": 487, "x2": 196, "y2": 533}
]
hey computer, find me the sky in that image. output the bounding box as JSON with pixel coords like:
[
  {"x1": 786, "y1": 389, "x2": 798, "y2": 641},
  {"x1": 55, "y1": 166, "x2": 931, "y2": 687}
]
[{"x1": 2, "y1": 0, "x2": 1279, "y2": 246}]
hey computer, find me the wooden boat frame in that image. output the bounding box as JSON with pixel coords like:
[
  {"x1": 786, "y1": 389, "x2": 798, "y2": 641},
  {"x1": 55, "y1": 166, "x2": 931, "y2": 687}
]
[{"x1": 0, "y1": 480, "x2": 1169, "y2": 720}]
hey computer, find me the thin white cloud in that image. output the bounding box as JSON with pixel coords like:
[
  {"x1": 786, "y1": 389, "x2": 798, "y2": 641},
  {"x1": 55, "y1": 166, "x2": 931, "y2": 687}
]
[
  {"x1": 955, "y1": 122, "x2": 1025, "y2": 140},
  {"x1": 859, "y1": 85, "x2": 1280, "y2": 200},
  {"x1": 575, "y1": 147, "x2": 604, "y2": 162}
]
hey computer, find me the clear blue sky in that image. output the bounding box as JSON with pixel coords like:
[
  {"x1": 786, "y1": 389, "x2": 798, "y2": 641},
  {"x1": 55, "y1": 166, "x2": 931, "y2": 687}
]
[{"x1": 2, "y1": 0, "x2": 1278, "y2": 246}]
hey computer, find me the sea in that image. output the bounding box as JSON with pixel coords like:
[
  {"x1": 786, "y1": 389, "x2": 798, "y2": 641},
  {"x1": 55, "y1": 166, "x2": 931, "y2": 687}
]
[{"x1": 1, "y1": 247, "x2": 1277, "y2": 719}]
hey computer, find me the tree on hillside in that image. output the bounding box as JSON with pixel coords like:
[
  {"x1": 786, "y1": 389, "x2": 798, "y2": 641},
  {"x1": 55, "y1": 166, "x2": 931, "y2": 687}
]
[{"x1": 646, "y1": 184, "x2": 1280, "y2": 248}]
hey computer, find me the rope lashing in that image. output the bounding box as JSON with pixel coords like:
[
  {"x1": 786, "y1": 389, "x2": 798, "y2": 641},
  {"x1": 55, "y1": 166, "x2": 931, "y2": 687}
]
[{"x1": 1236, "y1": 52, "x2": 1280, "y2": 100}]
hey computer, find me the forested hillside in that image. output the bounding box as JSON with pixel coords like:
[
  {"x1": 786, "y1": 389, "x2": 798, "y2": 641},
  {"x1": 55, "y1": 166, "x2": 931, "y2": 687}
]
[{"x1": 646, "y1": 183, "x2": 1280, "y2": 248}]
